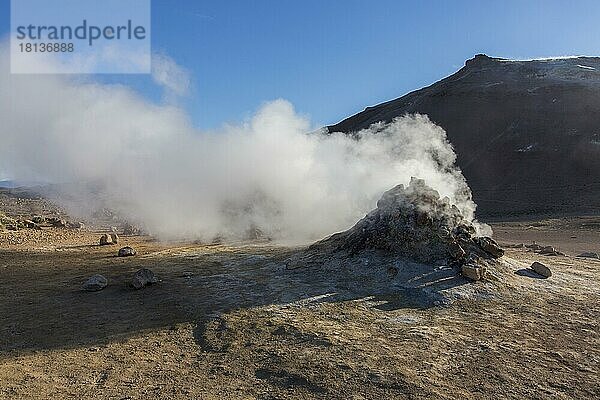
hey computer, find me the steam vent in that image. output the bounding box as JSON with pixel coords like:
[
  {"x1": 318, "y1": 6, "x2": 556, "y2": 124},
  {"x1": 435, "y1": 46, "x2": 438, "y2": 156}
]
[{"x1": 311, "y1": 178, "x2": 504, "y2": 269}]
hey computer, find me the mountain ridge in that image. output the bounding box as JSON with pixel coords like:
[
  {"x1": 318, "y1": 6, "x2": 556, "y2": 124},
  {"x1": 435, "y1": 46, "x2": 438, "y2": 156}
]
[{"x1": 328, "y1": 54, "x2": 600, "y2": 217}]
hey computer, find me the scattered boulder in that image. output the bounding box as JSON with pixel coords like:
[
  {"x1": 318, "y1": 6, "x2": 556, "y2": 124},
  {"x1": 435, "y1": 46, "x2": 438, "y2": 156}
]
[
  {"x1": 530, "y1": 261, "x2": 552, "y2": 278},
  {"x1": 539, "y1": 246, "x2": 556, "y2": 254},
  {"x1": 526, "y1": 243, "x2": 565, "y2": 256},
  {"x1": 110, "y1": 233, "x2": 119, "y2": 244},
  {"x1": 118, "y1": 246, "x2": 136, "y2": 257},
  {"x1": 538, "y1": 246, "x2": 565, "y2": 256},
  {"x1": 131, "y1": 268, "x2": 157, "y2": 289},
  {"x1": 83, "y1": 274, "x2": 108, "y2": 291},
  {"x1": 576, "y1": 252, "x2": 599, "y2": 259},
  {"x1": 462, "y1": 264, "x2": 486, "y2": 281},
  {"x1": 99, "y1": 234, "x2": 113, "y2": 246},
  {"x1": 526, "y1": 242, "x2": 543, "y2": 251}
]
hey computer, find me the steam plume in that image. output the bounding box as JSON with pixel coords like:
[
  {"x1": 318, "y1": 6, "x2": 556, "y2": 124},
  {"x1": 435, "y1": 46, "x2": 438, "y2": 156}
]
[{"x1": 0, "y1": 42, "x2": 489, "y2": 242}]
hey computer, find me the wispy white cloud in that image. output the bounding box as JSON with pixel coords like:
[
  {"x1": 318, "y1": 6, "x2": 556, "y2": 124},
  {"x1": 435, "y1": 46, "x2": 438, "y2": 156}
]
[{"x1": 151, "y1": 52, "x2": 191, "y2": 100}]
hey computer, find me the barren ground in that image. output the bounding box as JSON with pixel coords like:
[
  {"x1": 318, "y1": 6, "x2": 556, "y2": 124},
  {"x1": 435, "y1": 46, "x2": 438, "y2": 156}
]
[{"x1": 0, "y1": 192, "x2": 599, "y2": 399}]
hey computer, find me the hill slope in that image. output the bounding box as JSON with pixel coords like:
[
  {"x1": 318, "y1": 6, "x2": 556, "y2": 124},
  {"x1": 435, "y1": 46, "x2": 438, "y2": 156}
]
[{"x1": 328, "y1": 54, "x2": 600, "y2": 217}]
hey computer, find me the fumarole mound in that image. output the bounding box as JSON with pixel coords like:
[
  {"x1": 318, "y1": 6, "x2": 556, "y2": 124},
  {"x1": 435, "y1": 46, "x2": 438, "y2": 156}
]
[{"x1": 311, "y1": 178, "x2": 503, "y2": 266}]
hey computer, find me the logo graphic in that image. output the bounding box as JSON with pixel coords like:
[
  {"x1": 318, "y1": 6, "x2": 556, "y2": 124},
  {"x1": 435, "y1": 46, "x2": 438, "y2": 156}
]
[{"x1": 11, "y1": 0, "x2": 151, "y2": 74}]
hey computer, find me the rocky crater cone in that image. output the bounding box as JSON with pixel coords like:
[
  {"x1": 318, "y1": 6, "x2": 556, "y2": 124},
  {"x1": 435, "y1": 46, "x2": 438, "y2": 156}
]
[{"x1": 310, "y1": 178, "x2": 503, "y2": 265}]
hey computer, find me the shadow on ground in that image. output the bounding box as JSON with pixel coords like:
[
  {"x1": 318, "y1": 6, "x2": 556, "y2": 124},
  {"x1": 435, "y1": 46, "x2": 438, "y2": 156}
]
[
  {"x1": 0, "y1": 244, "x2": 469, "y2": 356},
  {"x1": 515, "y1": 268, "x2": 547, "y2": 279}
]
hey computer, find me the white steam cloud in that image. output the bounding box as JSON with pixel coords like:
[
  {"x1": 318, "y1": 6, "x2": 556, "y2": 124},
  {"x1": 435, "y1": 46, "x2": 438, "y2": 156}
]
[{"x1": 0, "y1": 42, "x2": 488, "y2": 243}]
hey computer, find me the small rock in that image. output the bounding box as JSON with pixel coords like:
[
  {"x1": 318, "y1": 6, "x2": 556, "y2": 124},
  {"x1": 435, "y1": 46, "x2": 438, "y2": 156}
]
[
  {"x1": 387, "y1": 266, "x2": 399, "y2": 278},
  {"x1": 131, "y1": 268, "x2": 157, "y2": 289},
  {"x1": 475, "y1": 237, "x2": 504, "y2": 258},
  {"x1": 99, "y1": 234, "x2": 113, "y2": 246},
  {"x1": 47, "y1": 217, "x2": 67, "y2": 228},
  {"x1": 123, "y1": 223, "x2": 141, "y2": 235},
  {"x1": 118, "y1": 246, "x2": 136, "y2": 257},
  {"x1": 83, "y1": 274, "x2": 108, "y2": 291},
  {"x1": 530, "y1": 261, "x2": 552, "y2": 278},
  {"x1": 539, "y1": 246, "x2": 556, "y2": 254},
  {"x1": 462, "y1": 264, "x2": 486, "y2": 281},
  {"x1": 245, "y1": 226, "x2": 264, "y2": 240},
  {"x1": 576, "y1": 252, "x2": 599, "y2": 259},
  {"x1": 110, "y1": 233, "x2": 119, "y2": 244},
  {"x1": 448, "y1": 242, "x2": 466, "y2": 260},
  {"x1": 31, "y1": 215, "x2": 45, "y2": 224},
  {"x1": 68, "y1": 221, "x2": 85, "y2": 229},
  {"x1": 22, "y1": 220, "x2": 42, "y2": 230},
  {"x1": 539, "y1": 246, "x2": 565, "y2": 256},
  {"x1": 504, "y1": 243, "x2": 524, "y2": 248},
  {"x1": 526, "y1": 242, "x2": 543, "y2": 251}
]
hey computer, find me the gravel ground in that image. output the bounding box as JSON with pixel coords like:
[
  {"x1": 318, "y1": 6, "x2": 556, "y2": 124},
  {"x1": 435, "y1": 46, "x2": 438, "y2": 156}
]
[{"x1": 0, "y1": 196, "x2": 599, "y2": 399}]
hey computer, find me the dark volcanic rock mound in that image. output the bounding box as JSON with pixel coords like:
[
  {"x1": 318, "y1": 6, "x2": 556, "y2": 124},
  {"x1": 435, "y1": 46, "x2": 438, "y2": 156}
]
[
  {"x1": 328, "y1": 55, "x2": 600, "y2": 217},
  {"x1": 310, "y1": 178, "x2": 503, "y2": 265}
]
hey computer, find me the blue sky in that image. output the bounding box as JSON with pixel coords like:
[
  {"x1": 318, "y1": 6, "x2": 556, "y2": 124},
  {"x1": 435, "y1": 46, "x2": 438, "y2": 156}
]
[{"x1": 2, "y1": 0, "x2": 600, "y2": 129}]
